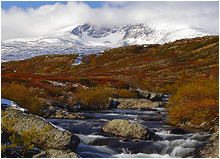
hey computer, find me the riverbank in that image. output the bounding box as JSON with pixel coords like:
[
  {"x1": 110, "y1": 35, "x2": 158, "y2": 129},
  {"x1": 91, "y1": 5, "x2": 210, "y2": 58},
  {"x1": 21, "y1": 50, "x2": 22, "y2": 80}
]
[
  {"x1": 2, "y1": 97, "x2": 219, "y2": 158},
  {"x1": 197, "y1": 128, "x2": 219, "y2": 158},
  {"x1": 1, "y1": 99, "x2": 80, "y2": 158}
]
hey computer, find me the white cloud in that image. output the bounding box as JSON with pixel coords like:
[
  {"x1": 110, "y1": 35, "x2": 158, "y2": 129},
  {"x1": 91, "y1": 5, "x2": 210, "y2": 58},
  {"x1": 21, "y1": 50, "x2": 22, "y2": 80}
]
[{"x1": 1, "y1": 1, "x2": 219, "y2": 41}]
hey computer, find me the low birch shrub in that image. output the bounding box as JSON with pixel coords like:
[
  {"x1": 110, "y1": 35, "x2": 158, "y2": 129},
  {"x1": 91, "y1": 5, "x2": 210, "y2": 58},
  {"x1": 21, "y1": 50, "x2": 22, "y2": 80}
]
[
  {"x1": 167, "y1": 76, "x2": 219, "y2": 126},
  {"x1": 1, "y1": 82, "x2": 45, "y2": 115},
  {"x1": 75, "y1": 85, "x2": 113, "y2": 110}
]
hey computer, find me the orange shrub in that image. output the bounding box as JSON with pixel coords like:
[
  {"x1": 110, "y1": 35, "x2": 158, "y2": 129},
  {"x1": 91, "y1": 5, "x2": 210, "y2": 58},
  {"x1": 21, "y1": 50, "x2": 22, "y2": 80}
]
[
  {"x1": 167, "y1": 76, "x2": 219, "y2": 126},
  {"x1": 141, "y1": 78, "x2": 157, "y2": 92},
  {"x1": 1, "y1": 82, "x2": 45, "y2": 115},
  {"x1": 159, "y1": 81, "x2": 179, "y2": 94},
  {"x1": 170, "y1": 76, "x2": 218, "y2": 106},
  {"x1": 168, "y1": 98, "x2": 218, "y2": 125},
  {"x1": 75, "y1": 85, "x2": 113, "y2": 110},
  {"x1": 114, "y1": 89, "x2": 138, "y2": 98},
  {"x1": 190, "y1": 99, "x2": 218, "y2": 124}
]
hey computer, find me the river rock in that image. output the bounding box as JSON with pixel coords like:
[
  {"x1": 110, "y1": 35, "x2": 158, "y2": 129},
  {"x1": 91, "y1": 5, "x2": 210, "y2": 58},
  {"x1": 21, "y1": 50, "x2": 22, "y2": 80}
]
[
  {"x1": 2, "y1": 107, "x2": 80, "y2": 151},
  {"x1": 43, "y1": 106, "x2": 56, "y2": 118},
  {"x1": 102, "y1": 119, "x2": 155, "y2": 140},
  {"x1": 109, "y1": 98, "x2": 163, "y2": 109},
  {"x1": 92, "y1": 138, "x2": 123, "y2": 148},
  {"x1": 197, "y1": 128, "x2": 219, "y2": 158},
  {"x1": 170, "y1": 128, "x2": 187, "y2": 134},
  {"x1": 32, "y1": 149, "x2": 78, "y2": 158},
  {"x1": 108, "y1": 98, "x2": 120, "y2": 108},
  {"x1": 48, "y1": 109, "x2": 85, "y2": 119},
  {"x1": 136, "y1": 90, "x2": 164, "y2": 101}
]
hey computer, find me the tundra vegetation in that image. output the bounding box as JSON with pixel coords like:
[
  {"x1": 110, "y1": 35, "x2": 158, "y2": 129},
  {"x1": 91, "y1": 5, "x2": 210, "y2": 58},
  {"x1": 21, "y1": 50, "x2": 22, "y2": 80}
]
[
  {"x1": 166, "y1": 76, "x2": 219, "y2": 127},
  {"x1": 1, "y1": 35, "x2": 219, "y2": 126}
]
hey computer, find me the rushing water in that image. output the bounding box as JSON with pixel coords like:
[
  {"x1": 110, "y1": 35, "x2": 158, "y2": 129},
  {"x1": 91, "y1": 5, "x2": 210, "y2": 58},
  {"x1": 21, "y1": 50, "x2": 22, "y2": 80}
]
[{"x1": 47, "y1": 108, "x2": 211, "y2": 158}]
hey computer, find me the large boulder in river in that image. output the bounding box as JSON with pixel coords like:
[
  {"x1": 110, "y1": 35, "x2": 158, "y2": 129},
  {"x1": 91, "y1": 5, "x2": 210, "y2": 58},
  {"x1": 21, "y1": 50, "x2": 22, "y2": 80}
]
[
  {"x1": 102, "y1": 119, "x2": 157, "y2": 140},
  {"x1": 109, "y1": 98, "x2": 163, "y2": 109},
  {"x1": 2, "y1": 106, "x2": 80, "y2": 151},
  {"x1": 32, "y1": 149, "x2": 78, "y2": 158}
]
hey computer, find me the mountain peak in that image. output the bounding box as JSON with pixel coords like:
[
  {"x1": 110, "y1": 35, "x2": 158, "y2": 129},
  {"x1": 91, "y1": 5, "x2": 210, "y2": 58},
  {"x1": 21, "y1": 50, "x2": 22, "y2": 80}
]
[
  {"x1": 71, "y1": 23, "x2": 114, "y2": 38},
  {"x1": 61, "y1": 23, "x2": 215, "y2": 45},
  {"x1": 2, "y1": 23, "x2": 217, "y2": 62}
]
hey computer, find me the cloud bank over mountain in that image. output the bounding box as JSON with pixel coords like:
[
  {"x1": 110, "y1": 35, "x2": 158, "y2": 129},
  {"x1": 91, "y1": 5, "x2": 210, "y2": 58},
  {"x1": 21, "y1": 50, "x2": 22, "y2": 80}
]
[{"x1": 1, "y1": 1, "x2": 219, "y2": 41}]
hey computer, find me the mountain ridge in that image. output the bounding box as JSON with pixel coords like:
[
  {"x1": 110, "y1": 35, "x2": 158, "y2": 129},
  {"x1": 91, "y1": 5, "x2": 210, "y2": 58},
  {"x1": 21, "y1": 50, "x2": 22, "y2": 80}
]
[
  {"x1": 52, "y1": 23, "x2": 216, "y2": 46},
  {"x1": 2, "y1": 35, "x2": 218, "y2": 96},
  {"x1": 3, "y1": 23, "x2": 216, "y2": 46},
  {"x1": 1, "y1": 23, "x2": 217, "y2": 62}
]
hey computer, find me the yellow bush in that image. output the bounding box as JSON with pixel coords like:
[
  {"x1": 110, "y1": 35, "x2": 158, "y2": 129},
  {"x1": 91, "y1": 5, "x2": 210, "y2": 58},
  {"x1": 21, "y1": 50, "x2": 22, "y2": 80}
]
[
  {"x1": 190, "y1": 99, "x2": 218, "y2": 124},
  {"x1": 160, "y1": 83, "x2": 179, "y2": 94},
  {"x1": 167, "y1": 76, "x2": 219, "y2": 126},
  {"x1": 115, "y1": 89, "x2": 138, "y2": 98},
  {"x1": 140, "y1": 78, "x2": 157, "y2": 92},
  {"x1": 75, "y1": 85, "x2": 113, "y2": 109},
  {"x1": 170, "y1": 76, "x2": 218, "y2": 106},
  {"x1": 1, "y1": 82, "x2": 45, "y2": 115}
]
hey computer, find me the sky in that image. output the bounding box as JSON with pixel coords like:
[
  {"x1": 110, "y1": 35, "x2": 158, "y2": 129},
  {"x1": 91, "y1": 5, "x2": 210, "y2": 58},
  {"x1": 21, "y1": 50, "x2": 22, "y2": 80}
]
[
  {"x1": 1, "y1": 1, "x2": 219, "y2": 41},
  {"x1": 1, "y1": 1, "x2": 105, "y2": 9}
]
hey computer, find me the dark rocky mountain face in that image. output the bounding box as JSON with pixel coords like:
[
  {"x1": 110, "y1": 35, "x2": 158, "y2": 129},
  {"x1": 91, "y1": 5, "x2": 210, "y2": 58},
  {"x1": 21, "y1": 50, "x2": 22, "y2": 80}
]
[
  {"x1": 71, "y1": 23, "x2": 153, "y2": 39},
  {"x1": 71, "y1": 23, "x2": 114, "y2": 38},
  {"x1": 122, "y1": 23, "x2": 153, "y2": 40}
]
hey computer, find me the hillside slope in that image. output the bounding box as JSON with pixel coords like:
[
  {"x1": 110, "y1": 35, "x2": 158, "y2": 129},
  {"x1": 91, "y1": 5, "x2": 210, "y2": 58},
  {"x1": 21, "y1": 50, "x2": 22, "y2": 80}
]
[{"x1": 2, "y1": 35, "x2": 218, "y2": 93}]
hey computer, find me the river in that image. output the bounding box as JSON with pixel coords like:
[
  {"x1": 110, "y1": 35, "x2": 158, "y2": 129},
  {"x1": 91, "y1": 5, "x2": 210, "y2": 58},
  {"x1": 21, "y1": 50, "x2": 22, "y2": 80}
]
[{"x1": 47, "y1": 108, "x2": 211, "y2": 158}]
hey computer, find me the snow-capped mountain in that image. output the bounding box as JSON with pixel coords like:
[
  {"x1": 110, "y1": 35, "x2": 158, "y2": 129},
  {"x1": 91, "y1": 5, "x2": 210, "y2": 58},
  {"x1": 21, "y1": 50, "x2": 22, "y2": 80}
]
[
  {"x1": 1, "y1": 23, "x2": 216, "y2": 62},
  {"x1": 52, "y1": 23, "x2": 215, "y2": 46}
]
